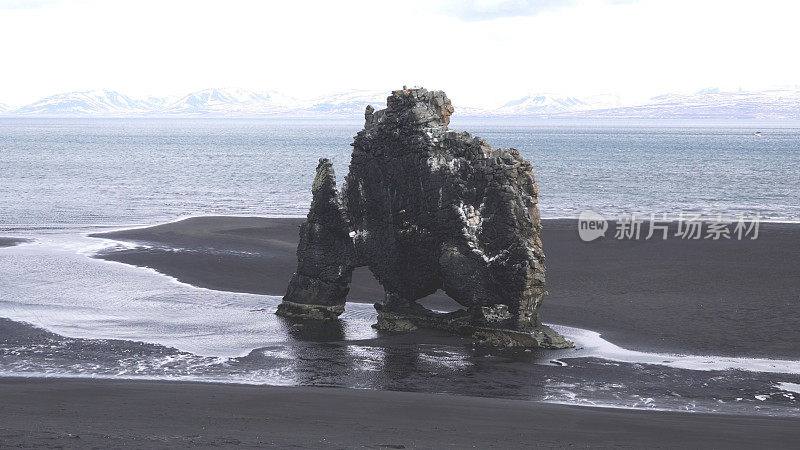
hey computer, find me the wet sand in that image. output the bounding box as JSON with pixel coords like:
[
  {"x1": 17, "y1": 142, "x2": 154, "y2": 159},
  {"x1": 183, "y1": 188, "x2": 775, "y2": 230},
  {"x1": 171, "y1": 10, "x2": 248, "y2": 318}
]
[
  {"x1": 2, "y1": 377, "x2": 799, "y2": 448},
  {"x1": 92, "y1": 216, "x2": 800, "y2": 359}
]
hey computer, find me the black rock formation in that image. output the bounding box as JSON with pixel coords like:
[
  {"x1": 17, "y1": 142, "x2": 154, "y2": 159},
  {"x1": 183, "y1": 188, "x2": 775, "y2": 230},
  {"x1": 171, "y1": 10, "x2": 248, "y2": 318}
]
[{"x1": 277, "y1": 88, "x2": 571, "y2": 348}]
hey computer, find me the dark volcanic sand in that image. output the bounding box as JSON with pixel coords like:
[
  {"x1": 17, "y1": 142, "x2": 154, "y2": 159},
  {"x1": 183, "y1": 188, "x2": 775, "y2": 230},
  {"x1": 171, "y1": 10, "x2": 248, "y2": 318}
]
[
  {"x1": 92, "y1": 217, "x2": 800, "y2": 359},
  {"x1": 0, "y1": 237, "x2": 29, "y2": 248},
  {"x1": 2, "y1": 377, "x2": 798, "y2": 449}
]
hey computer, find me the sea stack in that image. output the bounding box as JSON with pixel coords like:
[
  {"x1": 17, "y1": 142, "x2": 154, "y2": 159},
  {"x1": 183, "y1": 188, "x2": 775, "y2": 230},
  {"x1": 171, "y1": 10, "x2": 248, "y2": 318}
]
[{"x1": 277, "y1": 87, "x2": 571, "y2": 348}]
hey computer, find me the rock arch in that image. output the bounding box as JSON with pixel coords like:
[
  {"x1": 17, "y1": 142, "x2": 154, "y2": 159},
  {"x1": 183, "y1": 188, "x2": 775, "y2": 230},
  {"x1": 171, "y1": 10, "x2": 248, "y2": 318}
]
[{"x1": 277, "y1": 88, "x2": 571, "y2": 348}]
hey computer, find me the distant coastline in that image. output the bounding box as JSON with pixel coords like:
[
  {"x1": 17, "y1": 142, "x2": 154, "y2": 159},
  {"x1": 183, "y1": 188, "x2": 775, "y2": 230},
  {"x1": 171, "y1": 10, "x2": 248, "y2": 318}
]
[
  {"x1": 4, "y1": 87, "x2": 800, "y2": 120},
  {"x1": 4, "y1": 116, "x2": 800, "y2": 136}
]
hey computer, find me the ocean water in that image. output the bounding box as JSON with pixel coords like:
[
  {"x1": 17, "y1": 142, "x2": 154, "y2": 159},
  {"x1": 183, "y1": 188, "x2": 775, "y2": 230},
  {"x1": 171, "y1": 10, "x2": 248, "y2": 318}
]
[
  {"x1": 1, "y1": 118, "x2": 800, "y2": 416},
  {"x1": 1, "y1": 118, "x2": 799, "y2": 232}
]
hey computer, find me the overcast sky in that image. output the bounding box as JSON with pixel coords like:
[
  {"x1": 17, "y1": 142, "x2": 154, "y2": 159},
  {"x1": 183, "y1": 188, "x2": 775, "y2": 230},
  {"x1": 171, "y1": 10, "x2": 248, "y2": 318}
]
[{"x1": 1, "y1": 0, "x2": 798, "y2": 107}]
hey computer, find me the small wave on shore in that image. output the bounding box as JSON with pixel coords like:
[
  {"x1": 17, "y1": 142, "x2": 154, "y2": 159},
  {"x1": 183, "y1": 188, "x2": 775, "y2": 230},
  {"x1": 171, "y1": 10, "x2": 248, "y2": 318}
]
[
  {"x1": 3, "y1": 314, "x2": 800, "y2": 417},
  {"x1": 552, "y1": 325, "x2": 800, "y2": 375}
]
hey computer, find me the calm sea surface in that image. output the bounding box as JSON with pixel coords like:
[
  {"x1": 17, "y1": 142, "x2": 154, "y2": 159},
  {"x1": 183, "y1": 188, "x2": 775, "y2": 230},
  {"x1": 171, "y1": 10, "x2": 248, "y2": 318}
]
[{"x1": 2, "y1": 118, "x2": 799, "y2": 232}]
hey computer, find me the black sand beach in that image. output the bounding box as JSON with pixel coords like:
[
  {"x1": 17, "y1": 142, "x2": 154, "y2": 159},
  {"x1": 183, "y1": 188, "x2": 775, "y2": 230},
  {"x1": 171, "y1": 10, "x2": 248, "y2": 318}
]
[
  {"x1": 93, "y1": 216, "x2": 800, "y2": 359},
  {"x1": 0, "y1": 237, "x2": 29, "y2": 248},
  {"x1": 8, "y1": 214, "x2": 783, "y2": 446},
  {"x1": 2, "y1": 377, "x2": 799, "y2": 448}
]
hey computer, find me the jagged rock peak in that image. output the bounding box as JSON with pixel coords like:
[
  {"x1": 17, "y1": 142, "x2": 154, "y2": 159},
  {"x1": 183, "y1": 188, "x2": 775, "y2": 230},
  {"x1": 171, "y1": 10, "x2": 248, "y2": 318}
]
[{"x1": 365, "y1": 87, "x2": 455, "y2": 130}]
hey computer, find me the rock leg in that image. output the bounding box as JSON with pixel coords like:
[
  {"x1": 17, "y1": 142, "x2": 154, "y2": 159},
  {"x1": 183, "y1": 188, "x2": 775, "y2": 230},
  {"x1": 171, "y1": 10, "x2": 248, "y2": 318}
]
[{"x1": 277, "y1": 159, "x2": 354, "y2": 320}]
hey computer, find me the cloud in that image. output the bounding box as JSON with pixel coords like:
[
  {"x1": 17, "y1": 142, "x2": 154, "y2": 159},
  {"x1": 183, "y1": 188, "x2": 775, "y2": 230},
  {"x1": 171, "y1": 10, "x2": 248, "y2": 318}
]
[
  {"x1": 437, "y1": 0, "x2": 581, "y2": 21},
  {"x1": 437, "y1": 0, "x2": 640, "y2": 21},
  {"x1": 0, "y1": 0, "x2": 61, "y2": 9},
  {"x1": 0, "y1": 0, "x2": 798, "y2": 106}
]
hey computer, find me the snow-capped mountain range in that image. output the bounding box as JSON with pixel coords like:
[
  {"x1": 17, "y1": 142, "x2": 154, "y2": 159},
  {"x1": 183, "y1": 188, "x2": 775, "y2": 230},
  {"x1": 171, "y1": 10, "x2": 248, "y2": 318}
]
[
  {"x1": 2, "y1": 88, "x2": 800, "y2": 119},
  {"x1": 301, "y1": 90, "x2": 392, "y2": 116},
  {"x1": 12, "y1": 90, "x2": 161, "y2": 116},
  {"x1": 157, "y1": 88, "x2": 298, "y2": 116},
  {"x1": 1, "y1": 88, "x2": 388, "y2": 118},
  {"x1": 498, "y1": 93, "x2": 624, "y2": 115},
  {"x1": 569, "y1": 89, "x2": 800, "y2": 119}
]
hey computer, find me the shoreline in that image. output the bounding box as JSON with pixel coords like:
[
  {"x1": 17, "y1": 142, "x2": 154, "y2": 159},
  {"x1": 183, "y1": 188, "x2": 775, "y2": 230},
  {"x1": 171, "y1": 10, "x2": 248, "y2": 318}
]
[
  {"x1": 1, "y1": 376, "x2": 798, "y2": 448},
  {"x1": 0, "y1": 237, "x2": 30, "y2": 248},
  {"x1": 90, "y1": 215, "x2": 800, "y2": 359},
  {"x1": 5, "y1": 213, "x2": 800, "y2": 238}
]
